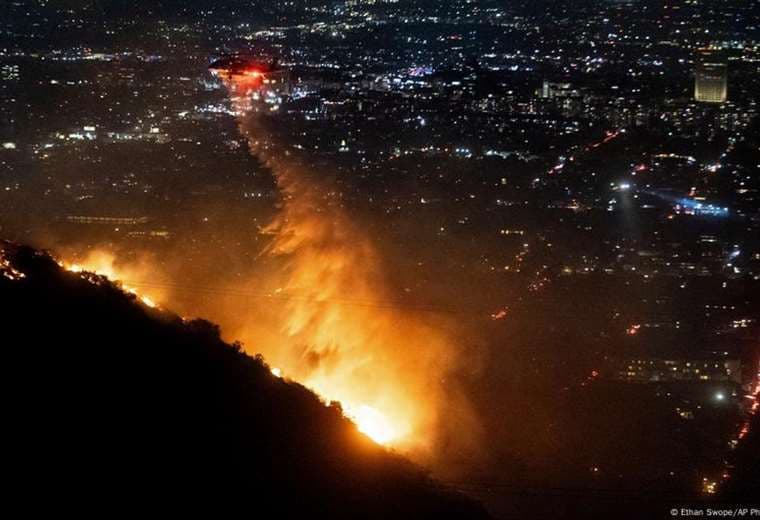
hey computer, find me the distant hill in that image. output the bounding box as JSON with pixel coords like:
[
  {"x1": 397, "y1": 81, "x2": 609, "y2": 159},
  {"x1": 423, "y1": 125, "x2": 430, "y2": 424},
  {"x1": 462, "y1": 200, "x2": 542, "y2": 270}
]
[{"x1": 0, "y1": 242, "x2": 489, "y2": 518}]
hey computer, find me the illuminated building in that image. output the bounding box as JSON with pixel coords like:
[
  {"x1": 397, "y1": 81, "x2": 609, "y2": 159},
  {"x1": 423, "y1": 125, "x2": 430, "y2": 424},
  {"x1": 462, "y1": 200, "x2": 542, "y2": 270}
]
[
  {"x1": 611, "y1": 358, "x2": 742, "y2": 384},
  {"x1": 65, "y1": 216, "x2": 149, "y2": 225},
  {"x1": 539, "y1": 80, "x2": 574, "y2": 99},
  {"x1": 694, "y1": 52, "x2": 728, "y2": 104}
]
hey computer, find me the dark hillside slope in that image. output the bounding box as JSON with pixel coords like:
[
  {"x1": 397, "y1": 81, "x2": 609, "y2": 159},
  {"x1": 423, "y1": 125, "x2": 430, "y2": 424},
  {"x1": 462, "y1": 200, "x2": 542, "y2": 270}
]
[{"x1": 0, "y1": 242, "x2": 488, "y2": 518}]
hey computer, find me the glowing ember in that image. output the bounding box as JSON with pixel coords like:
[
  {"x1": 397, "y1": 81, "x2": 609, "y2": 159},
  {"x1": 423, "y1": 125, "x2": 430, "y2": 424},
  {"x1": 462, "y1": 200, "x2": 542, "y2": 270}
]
[
  {"x1": 1, "y1": 253, "x2": 26, "y2": 281},
  {"x1": 490, "y1": 307, "x2": 509, "y2": 320},
  {"x1": 271, "y1": 367, "x2": 282, "y2": 378}
]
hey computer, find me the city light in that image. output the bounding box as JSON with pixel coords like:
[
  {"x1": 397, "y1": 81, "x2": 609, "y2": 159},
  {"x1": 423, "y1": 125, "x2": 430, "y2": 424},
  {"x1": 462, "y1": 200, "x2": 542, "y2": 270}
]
[{"x1": 2, "y1": 1, "x2": 760, "y2": 515}]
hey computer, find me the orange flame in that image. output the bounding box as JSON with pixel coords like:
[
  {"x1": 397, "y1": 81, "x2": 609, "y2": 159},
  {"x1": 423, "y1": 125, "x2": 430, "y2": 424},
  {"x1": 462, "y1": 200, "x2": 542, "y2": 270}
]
[
  {"x1": 56, "y1": 71, "x2": 483, "y2": 461},
  {"x1": 217, "y1": 70, "x2": 479, "y2": 454},
  {"x1": 59, "y1": 250, "x2": 164, "y2": 311}
]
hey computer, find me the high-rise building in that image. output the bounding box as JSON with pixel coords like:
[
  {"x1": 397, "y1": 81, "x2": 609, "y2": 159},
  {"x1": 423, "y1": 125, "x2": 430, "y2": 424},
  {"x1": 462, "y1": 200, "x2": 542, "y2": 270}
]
[
  {"x1": 695, "y1": 52, "x2": 728, "y2": 104},
  {"x1": 539, "y1": 80, "x2": 573, "y2": 99}
]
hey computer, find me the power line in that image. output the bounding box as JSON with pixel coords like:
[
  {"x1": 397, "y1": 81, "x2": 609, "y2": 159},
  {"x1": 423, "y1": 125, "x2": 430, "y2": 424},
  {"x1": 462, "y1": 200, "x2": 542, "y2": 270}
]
[
  {"x1": 103, "y1": 276, "x2": 719, "y2": 325},
  {"x1": 109, "y1": 277, "x2": 504, "y2": 317}
]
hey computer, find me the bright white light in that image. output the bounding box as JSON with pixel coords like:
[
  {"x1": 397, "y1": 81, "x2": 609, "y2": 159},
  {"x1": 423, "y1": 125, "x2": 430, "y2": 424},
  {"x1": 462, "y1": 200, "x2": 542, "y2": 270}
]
[
  {"x1": 351, "y1": 405, "x2": 398, "y2": 445},
  {"x1": 715, "y1": 392, "x2": 725, "y2": 401}
]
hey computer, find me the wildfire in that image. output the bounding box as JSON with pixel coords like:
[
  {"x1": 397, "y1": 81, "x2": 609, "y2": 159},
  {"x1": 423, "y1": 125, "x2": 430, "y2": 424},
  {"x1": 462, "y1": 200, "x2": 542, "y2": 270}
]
[
  {"x1": 1, "y1": 252, "x2": 26, "y2": 281},
  {"x1": 62, "y1": 248, "x2": 423, "y2": 448},
  {"x1": 212, "y1": 64, "x2": 476, "y2": 453},
  {"x1": 39, "y1": 68, "x2": 480, "y2": 459},
  {"x1": 139, "y1": 295, "x2": 158, "y2": 309},
  {"x1": 58, "y1": 250, "x2": 163, "y2": 311},
  {"x1": 270, "y1": 363, "x2": 404, "y2": 444},
  {"x1": 350, "y1": 405, "x2": 403, "y2": 445}
]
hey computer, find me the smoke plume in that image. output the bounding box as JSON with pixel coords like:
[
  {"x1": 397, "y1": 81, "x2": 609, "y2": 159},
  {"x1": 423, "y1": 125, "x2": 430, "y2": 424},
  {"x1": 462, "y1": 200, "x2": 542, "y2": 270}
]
[{"x1": 221, "y1": 77, "x2": 482, "y2": 468}]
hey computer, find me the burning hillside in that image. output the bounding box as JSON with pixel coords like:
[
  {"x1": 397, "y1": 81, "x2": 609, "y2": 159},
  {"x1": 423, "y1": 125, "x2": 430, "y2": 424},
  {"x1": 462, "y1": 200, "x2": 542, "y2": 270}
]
[
  {"x1": 0, "y1": 241, "x2": 489, "y2": 518},
  {"x1": 206, "y1": 65, "x2": 482, "y2": 461}
]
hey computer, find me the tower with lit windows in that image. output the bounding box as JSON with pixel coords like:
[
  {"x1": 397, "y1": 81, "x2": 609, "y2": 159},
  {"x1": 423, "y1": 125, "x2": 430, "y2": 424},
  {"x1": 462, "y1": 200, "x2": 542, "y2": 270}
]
[{"x1": 694, "y1": 51, "x2": 727, "y2": 104}]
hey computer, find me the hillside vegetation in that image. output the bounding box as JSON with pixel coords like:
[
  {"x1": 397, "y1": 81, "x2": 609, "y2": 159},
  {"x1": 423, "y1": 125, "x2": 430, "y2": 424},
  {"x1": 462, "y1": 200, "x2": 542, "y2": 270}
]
[{"x1": 1, "y1": 242, "x2": 488, "y2": 518}]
